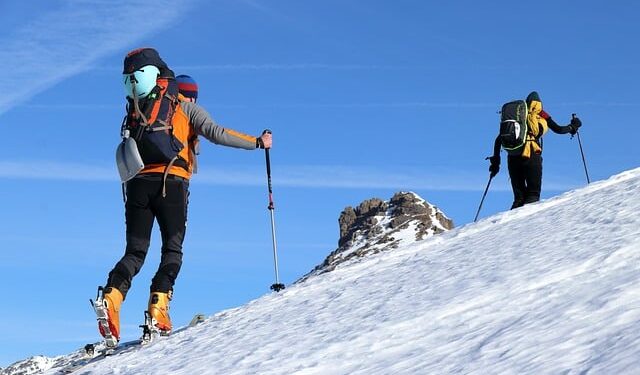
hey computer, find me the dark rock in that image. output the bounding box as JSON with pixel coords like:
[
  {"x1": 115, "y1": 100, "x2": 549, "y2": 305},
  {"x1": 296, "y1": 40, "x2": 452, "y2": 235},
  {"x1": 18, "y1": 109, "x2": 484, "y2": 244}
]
[{"x1": 299, "y1": 192, "x2": 454, "y2": 282}]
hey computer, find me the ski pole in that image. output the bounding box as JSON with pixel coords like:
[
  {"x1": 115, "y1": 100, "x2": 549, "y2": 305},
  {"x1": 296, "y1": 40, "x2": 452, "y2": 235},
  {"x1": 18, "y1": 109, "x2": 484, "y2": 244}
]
[
  {"x1": 572, "y1": 114, "x2": 591, "y2": 184},
  {"x1": 474, "y1": 175, "x2": 493, "y2": 222},
  {"x1": 263, "y1": 129, "x2": 285, "y2": 292}
]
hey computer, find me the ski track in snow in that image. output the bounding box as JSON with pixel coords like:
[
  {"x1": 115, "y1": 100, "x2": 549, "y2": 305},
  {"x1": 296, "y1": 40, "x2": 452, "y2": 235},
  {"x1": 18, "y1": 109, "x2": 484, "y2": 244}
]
[{"x1": 32, "y1": 168, "x2": 640, "y2": 375}]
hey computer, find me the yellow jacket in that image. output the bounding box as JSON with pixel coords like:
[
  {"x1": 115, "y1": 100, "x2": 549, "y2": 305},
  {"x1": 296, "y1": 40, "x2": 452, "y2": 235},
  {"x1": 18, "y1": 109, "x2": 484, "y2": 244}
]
[{"x1": 523, "y1": 99, "x2": 548, "y2": 158}]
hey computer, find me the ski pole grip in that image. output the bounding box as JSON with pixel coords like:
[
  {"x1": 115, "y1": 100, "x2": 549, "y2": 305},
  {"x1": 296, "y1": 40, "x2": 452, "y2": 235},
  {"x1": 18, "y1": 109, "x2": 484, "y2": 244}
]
[
  {"x1": 263, "y1": 129, "x2": 273, "y2": 190},
  {"x1": 261, "y1": 129, "x2": 273, "y2": 151}
]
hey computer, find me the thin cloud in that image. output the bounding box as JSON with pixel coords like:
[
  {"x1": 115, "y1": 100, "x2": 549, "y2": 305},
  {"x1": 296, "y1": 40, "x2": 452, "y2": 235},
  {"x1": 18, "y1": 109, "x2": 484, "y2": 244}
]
[
  {"x1": 196, "y1": 165, "x2": 485, "y2": 190},
  {"x1": 16, "y1": 100, "x2": 497, "y2": 111},
  {"x1": 21, "y1": 103, "x2": 120, "y2": 110},
  {"x1": 251, "y1": 102, "x2": 495, "y2": 109},
  {"x1": 19, "y1": 100, "x2": 640, "y2": 111},
  {"x1": 0, "y1": 0, "x2": 198, "y2": 116},
  {"x1": 94, "y1": 62, "x2": 640, "y2": 72},
  {"x1": 0, "y1": 161, "x2": 116, "y2": 181},
  {"x1": 197, "y1": 165, "x2": 576, "y2": 192},
  {"x1": 556, "y1": 102, "x2": 640, "y2": 108},
  {"x1": 90, "y1": 63, "x2": 413, "y2": 71},
  {"x1": 174, "y1": 63, "x2": 414, "y2": 70},
  {"x1": 0, "y1": 160, "x2": 580, "y2": 192}
]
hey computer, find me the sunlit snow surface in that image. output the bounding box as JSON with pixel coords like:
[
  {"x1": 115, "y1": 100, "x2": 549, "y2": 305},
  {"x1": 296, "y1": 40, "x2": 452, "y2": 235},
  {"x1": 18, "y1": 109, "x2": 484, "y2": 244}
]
[{"x1": 31, "y1": 168, "x2": 640, "y2": 374}]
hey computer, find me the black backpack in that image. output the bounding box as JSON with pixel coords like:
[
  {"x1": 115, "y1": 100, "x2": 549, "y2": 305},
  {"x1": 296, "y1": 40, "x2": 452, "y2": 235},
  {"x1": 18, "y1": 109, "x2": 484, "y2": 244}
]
[
  {"x1": 116, "y1": 77, "x2": 185, "y2": 183},
  {"x1": 123, "y1": 77, "x2": 184, "y2": 166},
  {"x1": 499, "y1": 100, "x2": 528, "y2": 155}
]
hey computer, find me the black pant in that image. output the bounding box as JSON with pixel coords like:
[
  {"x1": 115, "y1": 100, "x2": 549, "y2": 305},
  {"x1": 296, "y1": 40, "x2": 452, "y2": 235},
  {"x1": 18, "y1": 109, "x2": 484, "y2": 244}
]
[
  {"x1": 507, "y1": 153, "x2": 542, "y2": 209},
  {"x1": 107, "y1": 175, "x2": 189, "y2": 298}
]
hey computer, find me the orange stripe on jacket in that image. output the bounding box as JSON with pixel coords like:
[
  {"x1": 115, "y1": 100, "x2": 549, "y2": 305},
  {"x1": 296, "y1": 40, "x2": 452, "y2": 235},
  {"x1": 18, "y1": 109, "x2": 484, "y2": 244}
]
[{"x1": 225, "y1": 128, "x2": 257, "y2": 144}]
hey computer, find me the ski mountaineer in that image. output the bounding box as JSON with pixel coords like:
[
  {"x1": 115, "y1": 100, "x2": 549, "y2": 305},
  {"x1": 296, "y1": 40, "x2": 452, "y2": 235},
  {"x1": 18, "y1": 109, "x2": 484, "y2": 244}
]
[
  {"x1": 98, "y1": 48, "x2": 272, "y2": 345},
  {"x1": 488, "y1": 91, "x2": 582, "y2": 209}
]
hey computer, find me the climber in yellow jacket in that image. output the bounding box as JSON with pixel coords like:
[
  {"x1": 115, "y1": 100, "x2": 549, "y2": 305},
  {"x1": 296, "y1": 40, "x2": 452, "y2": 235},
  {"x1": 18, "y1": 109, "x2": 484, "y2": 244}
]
[{"x1": 488, "y1": 91, "x2": 582, "y2": 209}]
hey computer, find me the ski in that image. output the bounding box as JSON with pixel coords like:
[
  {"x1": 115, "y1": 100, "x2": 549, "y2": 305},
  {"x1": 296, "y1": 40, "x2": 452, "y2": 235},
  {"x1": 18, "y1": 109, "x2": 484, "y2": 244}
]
[
  {"x1": 61, "y1": 308, "x2": 206, "y2": 373},
  {"x1": 60, "y1": 339, "x2": 142, "y2": 373}
]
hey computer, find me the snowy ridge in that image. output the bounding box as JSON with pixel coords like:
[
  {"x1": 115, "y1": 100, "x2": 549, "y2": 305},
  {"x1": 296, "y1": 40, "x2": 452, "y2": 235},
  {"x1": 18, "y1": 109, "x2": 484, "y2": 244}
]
[
  {"x1": 4, "y1": 167, "x2": 640, "y2": 374},
  {"x1": 0, "y1": 356, "x2": 53, "y2": 375}
]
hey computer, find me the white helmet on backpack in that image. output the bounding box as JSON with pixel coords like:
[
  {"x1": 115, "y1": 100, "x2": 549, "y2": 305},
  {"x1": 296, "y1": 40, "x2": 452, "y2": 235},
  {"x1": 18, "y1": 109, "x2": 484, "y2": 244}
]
[{"x1": 123, "y1": 65, "x2": 160, "y2": 99}]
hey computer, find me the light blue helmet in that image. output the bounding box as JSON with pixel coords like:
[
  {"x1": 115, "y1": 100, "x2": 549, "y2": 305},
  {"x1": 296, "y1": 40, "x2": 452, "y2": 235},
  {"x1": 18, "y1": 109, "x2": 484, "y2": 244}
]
[{"x1": 123, "y1": 65, "x2": 160, "y2": 98}]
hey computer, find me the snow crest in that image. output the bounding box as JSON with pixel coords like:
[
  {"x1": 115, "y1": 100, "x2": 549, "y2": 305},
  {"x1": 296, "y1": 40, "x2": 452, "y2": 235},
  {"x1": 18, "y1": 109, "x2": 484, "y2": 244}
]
[
  {"x1": 1, "y1": 356, "x2": 53, "y2": 375},
  {"x1": 5, "y1": 168, "x2": 640, "y2": 375}
]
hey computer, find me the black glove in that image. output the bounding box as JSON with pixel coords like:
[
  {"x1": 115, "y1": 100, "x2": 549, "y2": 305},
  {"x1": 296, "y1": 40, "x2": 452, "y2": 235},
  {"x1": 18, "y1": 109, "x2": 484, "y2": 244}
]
[
  {"x1": 488, "y1": 156, "x2": 500, "y2": 178},
  {"x1": 569, "y1": 115, "x2": 582, "y2": 135}
]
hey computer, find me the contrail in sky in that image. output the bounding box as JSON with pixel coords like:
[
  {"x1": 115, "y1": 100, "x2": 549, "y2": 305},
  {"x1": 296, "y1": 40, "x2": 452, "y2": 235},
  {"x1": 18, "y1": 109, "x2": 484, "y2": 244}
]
[
  {"x1": 0, "y1": 0, "x2": 198, "y2": 116},
  {"x1": 0, "y1": 160, "x2": 580, "y2": 192}
]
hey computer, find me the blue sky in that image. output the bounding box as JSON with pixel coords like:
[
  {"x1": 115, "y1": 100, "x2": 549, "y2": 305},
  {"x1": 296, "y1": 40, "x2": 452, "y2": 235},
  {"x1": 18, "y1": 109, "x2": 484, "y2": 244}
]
[{"x1": 1, "y1": 0, "x2": 638, "y2": 367}]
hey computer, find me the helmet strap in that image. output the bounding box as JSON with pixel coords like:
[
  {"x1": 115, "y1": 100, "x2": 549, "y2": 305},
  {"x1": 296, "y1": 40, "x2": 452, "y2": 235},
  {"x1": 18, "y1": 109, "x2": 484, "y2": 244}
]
[{"x1": 130, "y1": 78, "x2": 149, "y2": 127}]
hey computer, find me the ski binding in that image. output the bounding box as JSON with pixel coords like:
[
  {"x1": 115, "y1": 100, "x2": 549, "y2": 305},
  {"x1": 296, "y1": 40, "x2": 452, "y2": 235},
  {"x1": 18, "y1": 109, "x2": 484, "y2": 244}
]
[{"x1": 139, "y1": 310, "x2": 170, "y2": 345}]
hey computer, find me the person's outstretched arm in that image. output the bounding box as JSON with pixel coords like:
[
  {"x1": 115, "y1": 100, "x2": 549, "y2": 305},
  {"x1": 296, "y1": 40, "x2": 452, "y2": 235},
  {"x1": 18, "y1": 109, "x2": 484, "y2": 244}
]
[
  {"x1": 181, "y1": 101, "x2": 272, "y2": 149},
  {"x1": 540, "y1": 110, "x2": 581, "y2": 135}
]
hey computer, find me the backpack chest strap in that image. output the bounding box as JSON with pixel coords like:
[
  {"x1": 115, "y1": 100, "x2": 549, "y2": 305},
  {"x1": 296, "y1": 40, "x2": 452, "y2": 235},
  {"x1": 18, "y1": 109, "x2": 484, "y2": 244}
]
[{"x1": 149, "y1": 124, "x2": 173, "y2": 132}]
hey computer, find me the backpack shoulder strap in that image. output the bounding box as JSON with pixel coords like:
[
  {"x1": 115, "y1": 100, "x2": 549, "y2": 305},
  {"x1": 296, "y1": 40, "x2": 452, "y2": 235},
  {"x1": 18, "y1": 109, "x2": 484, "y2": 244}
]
[{"x1": 147, "y1": 77, "x2": 178, "y2": 127}]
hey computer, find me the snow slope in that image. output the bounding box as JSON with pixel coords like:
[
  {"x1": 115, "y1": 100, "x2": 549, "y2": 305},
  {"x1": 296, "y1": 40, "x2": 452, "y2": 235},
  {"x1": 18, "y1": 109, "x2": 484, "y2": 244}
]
[{"x1": 9, "y1": 168, "x2": 640, "y2": 374}]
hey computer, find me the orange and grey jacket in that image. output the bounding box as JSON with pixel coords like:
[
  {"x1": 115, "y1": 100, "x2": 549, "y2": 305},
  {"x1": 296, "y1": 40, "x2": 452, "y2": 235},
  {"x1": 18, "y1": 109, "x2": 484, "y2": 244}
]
[{"x1": 141, "y1": 101, "x2": 258, "y2": 180}]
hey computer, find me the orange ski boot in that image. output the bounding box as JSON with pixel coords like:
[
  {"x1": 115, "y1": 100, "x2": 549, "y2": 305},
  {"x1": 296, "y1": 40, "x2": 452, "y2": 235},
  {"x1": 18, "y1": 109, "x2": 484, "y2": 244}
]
[
  {"x1": 94, "y1": 287, "x2": 123, "y2": 347},
  {"x1": 148, "y1": 291, "x2": 172, "y2": 334}
]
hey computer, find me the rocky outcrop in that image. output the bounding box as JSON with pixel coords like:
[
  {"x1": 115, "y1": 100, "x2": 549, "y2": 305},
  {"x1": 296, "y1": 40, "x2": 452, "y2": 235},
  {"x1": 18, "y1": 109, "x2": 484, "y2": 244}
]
[{"x1": 300, "y1": 192, "x2": 453, "y2": 281}]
